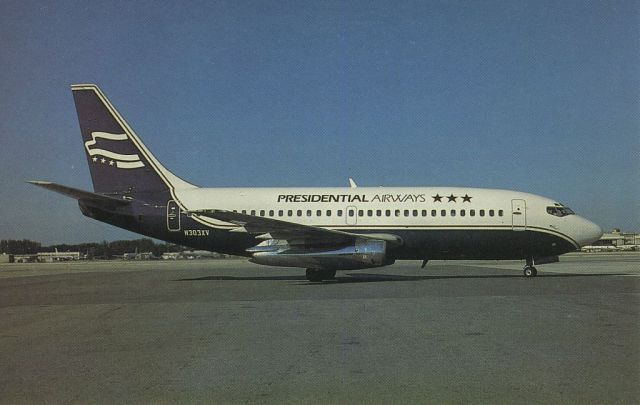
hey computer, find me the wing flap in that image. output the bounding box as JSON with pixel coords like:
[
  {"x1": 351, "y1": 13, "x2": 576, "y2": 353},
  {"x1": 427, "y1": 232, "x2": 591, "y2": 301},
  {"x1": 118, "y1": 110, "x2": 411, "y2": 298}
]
[
  {"x1": 186, "y1": 209, "x2": 403, "y2": 246},
  {"x1": 187, "y1": 209, "x2": 354, "y2": 244}
]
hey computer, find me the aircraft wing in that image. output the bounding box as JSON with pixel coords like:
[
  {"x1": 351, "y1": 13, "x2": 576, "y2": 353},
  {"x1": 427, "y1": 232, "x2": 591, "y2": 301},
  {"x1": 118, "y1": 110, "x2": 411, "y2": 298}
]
[
  {"x1": 187, "y1": 209, "x2": 402, "y2": 246},
  {"x1": 28, "y1": 181, "x2": 131, "y2": 205}
]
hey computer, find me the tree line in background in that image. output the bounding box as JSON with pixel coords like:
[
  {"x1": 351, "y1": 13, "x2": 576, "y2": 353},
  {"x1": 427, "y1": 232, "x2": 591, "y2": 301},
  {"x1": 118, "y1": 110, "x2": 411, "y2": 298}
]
[{"x1": 0, "y1": 238, "x2": 184, "y2": 259}]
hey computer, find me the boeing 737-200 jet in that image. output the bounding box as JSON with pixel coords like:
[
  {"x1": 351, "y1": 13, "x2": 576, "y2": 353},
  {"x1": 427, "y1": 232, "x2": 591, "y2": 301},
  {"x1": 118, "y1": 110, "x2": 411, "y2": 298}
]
[{"x1": 30, "y1": 84, "x2": 603, "y2": 281}]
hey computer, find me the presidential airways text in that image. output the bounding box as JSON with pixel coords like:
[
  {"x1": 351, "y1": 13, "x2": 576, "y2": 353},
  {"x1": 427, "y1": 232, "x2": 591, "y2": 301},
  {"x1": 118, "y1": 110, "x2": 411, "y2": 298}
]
[{"x1": 277, "y1": 194, "x2": 428, "y2": 203}]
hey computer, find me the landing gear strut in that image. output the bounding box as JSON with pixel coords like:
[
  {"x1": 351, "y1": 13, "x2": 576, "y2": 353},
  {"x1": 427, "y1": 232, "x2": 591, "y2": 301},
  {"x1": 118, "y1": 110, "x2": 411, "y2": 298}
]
[
  {"x1": 523, "y1": 257, "x2": 537, "y2": 277},
  {"x1": 305, "y1": 268, "x2": 336, "y2": 282}
]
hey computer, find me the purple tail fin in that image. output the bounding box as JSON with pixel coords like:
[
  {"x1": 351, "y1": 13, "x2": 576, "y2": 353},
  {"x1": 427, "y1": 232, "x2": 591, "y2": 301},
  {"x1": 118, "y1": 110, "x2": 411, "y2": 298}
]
[{"x1": 71, "y1": 84, "x2": 193, "y2": 196}]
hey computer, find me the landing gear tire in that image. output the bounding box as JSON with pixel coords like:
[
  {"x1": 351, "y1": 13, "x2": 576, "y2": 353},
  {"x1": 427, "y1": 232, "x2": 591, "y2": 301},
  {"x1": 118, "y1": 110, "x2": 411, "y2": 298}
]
[
  {"x1": 306, "y1": 269, "x2": 323, "y2": 282},
  {"x1": 305, "y1": 268, "x2": 336, "y2": 282},
  {"x1": 523, "y1": 266, "x2": 537, "y2": 277},
  {"x1": 322, "y1": 269, "x2": 336, "y2": 280}
]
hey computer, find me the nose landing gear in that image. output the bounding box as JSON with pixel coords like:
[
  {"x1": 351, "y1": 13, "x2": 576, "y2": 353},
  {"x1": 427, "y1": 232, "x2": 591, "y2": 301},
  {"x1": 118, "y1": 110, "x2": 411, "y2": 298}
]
[{"x1": 523, "y1": 257, "x2": 537, "y2": 277}]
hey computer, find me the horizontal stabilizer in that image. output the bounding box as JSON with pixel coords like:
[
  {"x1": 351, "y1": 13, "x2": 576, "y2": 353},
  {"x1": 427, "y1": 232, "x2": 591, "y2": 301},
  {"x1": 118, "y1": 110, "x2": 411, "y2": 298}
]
[{"x1": 27, "y1": 181, "x2": 131, "y2": 205}]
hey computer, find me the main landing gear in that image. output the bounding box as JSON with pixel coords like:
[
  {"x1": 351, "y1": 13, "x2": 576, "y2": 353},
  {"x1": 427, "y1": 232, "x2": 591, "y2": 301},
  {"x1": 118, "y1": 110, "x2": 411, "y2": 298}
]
[
  {"x1": 305, "y1": 268, "x2": 337, "y2": 282},
  {"x1": 523, "y1": 257, "x2": 537, "y2": 277}
]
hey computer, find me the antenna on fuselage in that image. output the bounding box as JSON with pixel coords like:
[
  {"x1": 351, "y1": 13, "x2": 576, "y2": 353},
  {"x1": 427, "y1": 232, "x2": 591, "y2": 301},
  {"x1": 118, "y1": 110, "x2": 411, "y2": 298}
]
[{"x1": 348, "y1": 178, "x2": 358, "y2": 188}]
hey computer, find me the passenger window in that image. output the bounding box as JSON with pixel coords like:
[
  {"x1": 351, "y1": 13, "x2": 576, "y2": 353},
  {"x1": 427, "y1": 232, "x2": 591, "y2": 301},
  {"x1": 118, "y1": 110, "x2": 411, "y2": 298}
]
[
  {"x1": 358, "y1": 210, "x2": 364, "y2": 217},
  {"x1": 498, "y1": 210, "x2": 503, "y2": 217},
  {"x1": 278, "y1": 210, "x2": 283, "y2": 217},
  {"x1": 431, "y1": 210, "x2": 437, "y2": 216},
  {"x1": 489, "y1": 210, "x2": 495, "y2": 217},
  {"x1": 306, "y1": 210, "x2": 312, "y2": 217},
  {"x1": 259, "y1": 210, "x2": 265, "y2": 216},
  {"x1": 326, "y1": 210, "x2": 332, "y2": 216},
  {"x1": 367, "y1": 210, "x2": 373, "y2": 217},
  {"x1": 451, "y1": 210, "x2": 456, "y2": 217},
  {"x1": 251, "y1": 210, "x2": 256, "y2": 216},
  {"x1": 385, "y1": 210, "x2": 391, "y2": 217},
  {"x1": 460, "y1": 209, "x2": 465, "y2": 217},
  {"x1": 376, "y1": 209, "x2": 382, "y2": 216},
  {"x1": 422, "y1": 210, "x2": 427, "y2": 217},
  {"x1": 337, "y1": 210, "x2": 343, "y2": 217},
  {"x1": 269, "y1": 210, "x2": 274, "y2": 216},
  {"x1": 242, "y1": 210, "x2": 247, "y2": 214},
  {"x1": 470, "y1": 209, "x2": 475, "y2": 216},
  {"x1": 395, "y1": 209, "x2": 401, "y2": 217},
  {"x1": 480, "y1": 210, "x2": 485, "y2": 217},
  {"x1": 413, "y1": 210, "x2": 418, "y2": 217},
  {"x1": 316, "y1": 210, "x2": 322, "y2": 217},
  {"x1": 297, "y1": 210, "x2": 302, "y2": 217},
  {"x1": 441, "y1": 209, "x2": 446, "y2": 217},
  {"x1": 287, "y1": 210, "x2": 293, "y2": 217},
  {"x1": 404, "y1": 210, "x2": 410, "y2": 217},
  {"x1": 348, "y1": 209, "x2": 355, "y2": 217}
]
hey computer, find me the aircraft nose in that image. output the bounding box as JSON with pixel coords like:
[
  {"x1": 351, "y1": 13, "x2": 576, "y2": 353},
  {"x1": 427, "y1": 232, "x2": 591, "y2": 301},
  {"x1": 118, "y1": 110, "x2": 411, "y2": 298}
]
[{"x1": 575, "y1": 217, "x2": 603, "y2": 247}]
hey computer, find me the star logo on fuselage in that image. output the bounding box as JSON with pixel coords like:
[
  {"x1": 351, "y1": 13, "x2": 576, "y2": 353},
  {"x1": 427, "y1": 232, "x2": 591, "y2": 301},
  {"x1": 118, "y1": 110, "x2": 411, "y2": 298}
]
[
  {"x1": 432, "y1": 194, "x2": 443, "y2": 202},
  {"x1": 462, "y1": 194, "x2": 472, "y2": 202},
  {"x1": 447, "y1": 194, "x2": 457, "y2": 202}
]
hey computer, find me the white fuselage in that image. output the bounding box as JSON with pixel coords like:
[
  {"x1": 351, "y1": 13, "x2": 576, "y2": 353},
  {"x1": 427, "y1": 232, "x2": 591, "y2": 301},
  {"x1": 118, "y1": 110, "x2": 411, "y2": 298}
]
[{"x1": 175, "y1": 186, "x2": 602, "y2": 250}]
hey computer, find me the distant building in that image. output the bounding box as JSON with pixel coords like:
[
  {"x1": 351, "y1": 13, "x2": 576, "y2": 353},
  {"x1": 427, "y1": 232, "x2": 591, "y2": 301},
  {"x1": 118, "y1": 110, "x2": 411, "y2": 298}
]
[
  {"x1": 0, "y1": 253, "x2": 14, "y2": 263},
  {"x1": 582, "y1": 229, "x2": 639, "y2": 252},
  {"x1": 13, "y1": 252, "x2": 80, "y2": 263},
  {"x1": 36, "y1": 251, "x2": 81, "y2": 262},
  {"x1": 13, "y1": 254, "x2": 38, "y2": 263}
]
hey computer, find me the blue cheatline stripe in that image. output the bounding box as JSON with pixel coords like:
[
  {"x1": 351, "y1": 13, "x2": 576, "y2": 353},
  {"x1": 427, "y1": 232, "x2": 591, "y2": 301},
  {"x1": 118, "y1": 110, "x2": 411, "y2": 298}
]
[{"x1": 187, "y1": 220, "x2": 580, "y2": 249}]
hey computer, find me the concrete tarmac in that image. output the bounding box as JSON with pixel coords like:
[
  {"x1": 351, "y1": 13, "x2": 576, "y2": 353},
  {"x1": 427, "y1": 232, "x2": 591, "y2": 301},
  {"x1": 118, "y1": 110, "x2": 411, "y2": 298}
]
[{"x1": 0, "y1": 254, "x2": 638, "y2": 404}]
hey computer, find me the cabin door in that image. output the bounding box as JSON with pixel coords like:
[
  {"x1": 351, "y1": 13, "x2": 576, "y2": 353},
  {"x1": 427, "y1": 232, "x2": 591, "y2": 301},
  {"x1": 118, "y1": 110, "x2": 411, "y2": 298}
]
[
  {"x1": 511, "y1": 199, "x2": 526, "y2": 231},
  {"x1": 167, "y1": 200, "x2": 181, "y2": 231}
]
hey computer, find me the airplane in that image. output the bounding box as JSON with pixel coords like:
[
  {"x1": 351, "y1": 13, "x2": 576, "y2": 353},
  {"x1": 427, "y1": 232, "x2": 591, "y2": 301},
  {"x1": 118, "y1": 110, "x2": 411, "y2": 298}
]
[
  {"x1": 51, "y1": 247, "x2": 79, "y2": 261},
  {"x1": 29, "y1": 84, "x2": 603, "y2": 281},
  {"x1": 120, "y1": 247, "x2": 156, "y2": 260}
]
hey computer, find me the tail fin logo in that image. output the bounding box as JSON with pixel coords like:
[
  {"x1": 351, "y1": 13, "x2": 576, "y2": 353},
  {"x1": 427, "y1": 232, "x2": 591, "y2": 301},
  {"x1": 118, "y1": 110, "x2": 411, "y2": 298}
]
[{"x1": 85, "y1": 132, "x2": 145, "y2": 169}]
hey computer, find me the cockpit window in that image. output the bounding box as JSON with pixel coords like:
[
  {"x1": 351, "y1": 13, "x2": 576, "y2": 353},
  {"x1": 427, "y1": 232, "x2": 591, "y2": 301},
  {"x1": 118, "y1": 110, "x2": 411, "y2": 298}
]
[{"x1": 546, "y1": 206, "x2": 575, "y2": 217}]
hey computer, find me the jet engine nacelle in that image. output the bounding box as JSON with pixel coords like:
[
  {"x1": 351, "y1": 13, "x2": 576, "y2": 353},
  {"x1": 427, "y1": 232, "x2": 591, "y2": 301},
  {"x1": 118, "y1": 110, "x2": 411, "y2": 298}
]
[{"x1": 249, "y1": 239, "x2": 394, "y2": 270}]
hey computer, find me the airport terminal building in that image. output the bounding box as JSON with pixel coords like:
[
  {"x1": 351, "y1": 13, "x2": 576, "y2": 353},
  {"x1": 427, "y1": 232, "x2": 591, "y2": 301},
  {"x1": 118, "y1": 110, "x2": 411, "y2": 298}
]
[
  {"x1": 12, "y1": 251, "x2": 81, "y2": 263},
  {"x1": 582, "y1": 229, "x2": 640, "y2": 252}
]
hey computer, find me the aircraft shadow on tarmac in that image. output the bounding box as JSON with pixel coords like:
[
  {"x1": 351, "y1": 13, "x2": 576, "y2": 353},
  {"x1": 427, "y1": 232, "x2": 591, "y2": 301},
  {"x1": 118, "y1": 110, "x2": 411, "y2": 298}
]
[{"x1": 176, "y1": 272, "x2": 627, "y2": 284}]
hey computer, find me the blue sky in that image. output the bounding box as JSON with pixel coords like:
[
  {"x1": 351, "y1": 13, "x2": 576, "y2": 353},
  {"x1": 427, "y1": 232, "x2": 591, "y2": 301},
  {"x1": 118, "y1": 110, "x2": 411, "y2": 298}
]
[{"x1": 1, "y1": 0, "x2": 638, "y2": 244}]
